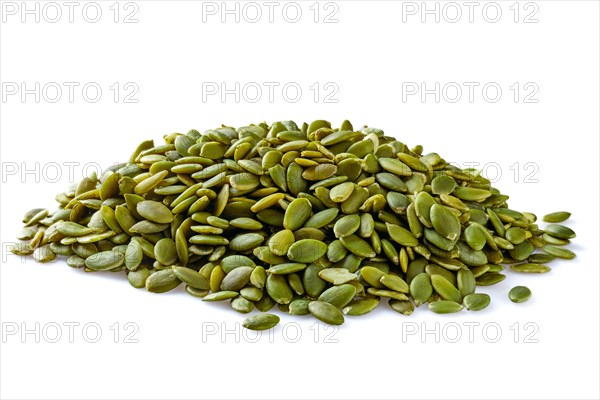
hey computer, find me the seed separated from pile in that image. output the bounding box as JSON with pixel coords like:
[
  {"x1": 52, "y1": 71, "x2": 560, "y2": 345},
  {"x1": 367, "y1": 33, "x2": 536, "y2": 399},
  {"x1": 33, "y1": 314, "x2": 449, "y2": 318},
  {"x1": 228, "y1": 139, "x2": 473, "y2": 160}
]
[
  {"x1": 509, "y1": 286, "x2": 532, "y2": 303},
  {"x1": 10, "y1": 120, "x2": 578, "y2": 327}
]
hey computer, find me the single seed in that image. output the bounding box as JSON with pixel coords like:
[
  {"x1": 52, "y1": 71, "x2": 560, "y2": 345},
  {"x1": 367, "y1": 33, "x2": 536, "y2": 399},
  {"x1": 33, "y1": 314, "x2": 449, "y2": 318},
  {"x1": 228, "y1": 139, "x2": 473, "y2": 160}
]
[
  {"x1": 510, "y1": 263, "x2": 551, "y2": 273},
  {"x1": 428, "y1": 300, "x2": 463, "y2": 314},
  {"x1": 542, "y1": 211, "x2": 571, "y2": 223},
  {"x1": 463, "y1": 293, "x2": 491, "y2": 311},
  {"x1": 308, "y1": 301, "x2": 344, "y2": 325},
  {"x1": 508, "y1": 286, "x2": 532, "y2": 303},
  {"x1": 242, "y1": 313, "x2": 280, "y2": 331}
]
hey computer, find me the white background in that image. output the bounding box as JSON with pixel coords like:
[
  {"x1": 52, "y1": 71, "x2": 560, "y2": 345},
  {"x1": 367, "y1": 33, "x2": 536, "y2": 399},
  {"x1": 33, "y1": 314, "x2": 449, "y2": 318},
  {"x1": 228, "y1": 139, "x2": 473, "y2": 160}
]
[{"x1": 1, "y1": 1, "x2": 599, "y2": 399}]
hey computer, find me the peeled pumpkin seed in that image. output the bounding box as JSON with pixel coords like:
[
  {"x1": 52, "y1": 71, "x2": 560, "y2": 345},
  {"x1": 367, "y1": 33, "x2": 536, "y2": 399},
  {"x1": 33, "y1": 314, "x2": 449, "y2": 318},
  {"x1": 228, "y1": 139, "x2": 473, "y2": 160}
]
[
  {"x1": 342, "y1": 298, "x2": 380, "y2": 316},
  {"x1": 242, "y1": 313, "x2": 280, "y2": 330},
  {"x1": 308, "y1": 300, "x2": 344, "y2": 325},
  {"x1": 287, "y1": 239, "x2": 328, "y2": 263},
  {"x1": 542, "y1": 211, "x2": 571, "y2": 223},
  {"x1": 428, "y1": 300, "x2": 463, "y2": 314},
  {"x1": 318, "y1": 284, "x2": 357, "y2": 308},
  {"x1": 510, "y1": 263, "x2": 551, "y2": 273},
  {"x1": 508, "y1": 286, "x2": 531, "y2": 303},
  {"x1": 10, "y1": 119, "x2": 577, "y2": 325},
  {"x1": 463, "y1": 293, "x2": 490, "y2": 311},
  {"x1": 544, "y1": 224, "x2": 576, "y2": 239},
  {"x1": 389, "y1": 299, "x2": 414, "y2": 315}
]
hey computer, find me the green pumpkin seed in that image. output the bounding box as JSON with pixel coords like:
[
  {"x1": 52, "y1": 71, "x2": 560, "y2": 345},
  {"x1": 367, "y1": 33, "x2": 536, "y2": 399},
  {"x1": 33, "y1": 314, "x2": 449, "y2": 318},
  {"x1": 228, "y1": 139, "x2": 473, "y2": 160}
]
[
  {"x1": 542, "y1": 211, "x2": 571, "y2": 223},
  {"x1": 230, "y1": 217, "x2": 263, "y2": 231},
  {"x1": 266, "y1": 274, "x2": 293, "y2": 304},
  {"x1": 508, "y1": 286, "x2": 531, "y2": 303},
  {"x1": 283, "y1": 198, "x2": 312, "y2": 231},
  {"x1": 329, "y1": 182, "x2": 355, "y2": 202},
  {"x1": 136, "y1": 200, "x2": 174, "y2": 224},
  {"x1": 220, "y1": 266, "x2": 254, "y2": 291},
  {"x1": 221, "y1": 255, "x2": 255, "y2": 273},
  {"x1": 431, "y1": 274, "x2": 462, "y2": 303},
  {"x1": 173, "y1": 266, "x2": 210, "y2": 290},
  {"x1": 318, "y1": 284, "x2": 356, "y2": 308},
  {"x1": 124, "y1": 240, "x2": 143, "y2": 270},
  {"x1": 475, "y1": 272, "x2": 506, "y2": 286},
  {"x1": 386, "y1": 223, "x2": 418, "y2": 247},
  {"x1": 154, "y1": 238, "x2": 177, "y2": 266},
  {"x1": 457, "y1": 268, "x2": 476, "y2": 297},
  {"x1": 542, "y1": 233, "x2": 570, "y2": 246},
  {"x1": 304, "y1": 208, "x2": 339, "y2": 229},
  {"x1": 85, "y1": 251, "x2": 124, "y2": 271},
  {"x1": 428, "y1": 300, "x2": 463, "y2": 314},
  {"x1": 230, "y1": 296, "x2": 254, "y2": 313},
  {"x1": 308, "y1": 301, "x2": 344, "y2": 325},
  {"x1": 56, "y1": 221, "x2": 94, "y2": 237},
  {"x1": 528, "y1": 253, "x2": 556, "y2": 264},
  {"x1": 380, "y1": 274, "x2": 409, "y2": 293},
  {"x1": 203, "y1": 290, "x2": 238, "y2": 301},
  {"x1": 366, "y1": 288, "x2": 408, "y2": 301},
  {"x1": 243, "y1": 313, "x2": 280, "y2": 330},
  {"x1": 229, "y1": 233, "x2": 264, "y2": 252},
  {"x1": 240, "y1": 287, "x2": 263, "y2": 302},
  {"x1": 302, "y1": 264, "x2": 326, "y2": 297},
  {"x1": 463, "y1": 293, "x2": 490, "y2": 311},
  {"x1": 415, "y1": 192, "x2": 435, "y2": 228},
  {"x1": 333, "y1": 214, "x2": 361, "y2": 238},
  {"x1": 24, "y1": 209, "x2": 49, "y2": 227},
  {"x1": 318, "y1": 268, "x2": 357, "y2": 285},
  {"x1": 33, "y1": 246, "x2": 56, "y2": 263},
  {"x1": 389, "y1": 299, "x2": 415, "y2": 315},
  {"x1": 509, "y1": 240, "x2": 535, "y2": 261},
  {"x1": 267, "y1": 263, "x2": 307, "y2": 275},
  {"x1": 453, "y1": 187, "x2": 491, "y2": 202},
  {"x1": 378, "y1": 158, "x2": 412, "y2": 176},
  {"x1": 286, "y1": 239, "x2": 328, "y2": 263},
  {"x1": 10, "y1": 242, "x2": 34, "y2": 256},
  {"x1": 431, "y1": 175, "x2": 456, "y2": 195},
  {"x1": 430, "y1": 204, "x2": 461, "y2": 241},
  {"x1": 128, "y1": 267, "x2": 150, "y2": 288},
  {"x1": 409, "y1": 273, "x2": 432, "y2": 306},
  {"x1": 66, "y1": 255, "x2": 86, "y2": 268},
  {"x1": 464, "y1": 223, "x2": 486, "y2": 251},
  {"x1": 510, "y1": 263, "x2": 551, "y2": 273},
  {"x1": 289, "y1": 299, "x2": 311, "y2": 315},
  {"x1": 134, "y1": 170, "x2": 168, "y2": 195},
  {"x1": 145, "y1": 269, "x2": 181, "y2": 293},
  {"x1": 342, "y1": 298, "x2": 380, "y2": 316},
  {"x1": 505, "y1": 227, "x2": 526, "y2": 244},
  {"x1": 544, "y1": 224, "x2": 576, "y2": 239}
]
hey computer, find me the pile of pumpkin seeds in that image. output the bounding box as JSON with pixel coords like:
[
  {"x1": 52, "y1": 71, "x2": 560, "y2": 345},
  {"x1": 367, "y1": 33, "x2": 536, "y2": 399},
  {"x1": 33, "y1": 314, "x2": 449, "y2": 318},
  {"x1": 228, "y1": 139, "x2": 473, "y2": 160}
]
[{"x1": 11, "y1": 120, "x2": 577, "y2": 328}]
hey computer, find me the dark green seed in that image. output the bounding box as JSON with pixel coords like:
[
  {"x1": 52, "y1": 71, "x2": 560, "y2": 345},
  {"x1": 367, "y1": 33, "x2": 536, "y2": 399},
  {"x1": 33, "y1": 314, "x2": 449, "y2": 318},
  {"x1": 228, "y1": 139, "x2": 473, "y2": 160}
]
[
  {"x1": 463, "y1": 293, "x2": 490, "y2": 311},
  {"x1": 243, "y1": 313, "x2": 280, "y2": 330},
  {"x1": 508, "y1": 286, "x2": 531, "y2": 303},
  {"x1": 308, "y1": 301, "x2": 344, "y2": 325}
]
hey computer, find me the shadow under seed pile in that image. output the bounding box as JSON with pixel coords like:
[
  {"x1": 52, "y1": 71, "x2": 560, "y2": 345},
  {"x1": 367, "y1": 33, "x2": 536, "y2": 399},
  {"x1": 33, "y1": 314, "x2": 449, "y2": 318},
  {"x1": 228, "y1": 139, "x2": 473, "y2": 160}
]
[{"x1": 11, "y1": 120, "x2": 577, "y2": 329}]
